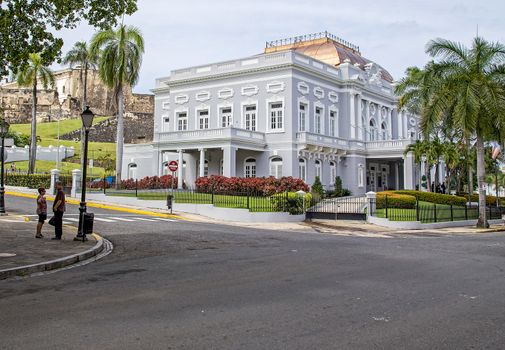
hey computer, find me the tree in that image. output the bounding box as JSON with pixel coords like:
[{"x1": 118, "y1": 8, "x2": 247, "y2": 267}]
[
  {"x1": 311, "y1": 176, "x2": 324, "y2": 197},
  {"x1": 441, "y1": 141, "x2": 461, "y2": 193},
  {"x1": 16, "y1": 53, "x2": 54, "y2": 174},
  {"x1": 90, "y1": 24, "x2": 144, "y2": 189},
  {"x1": 0, "y1": 0, "x2": 137, "y2": 77},
  {"x1": 397, "y1": 37, "x2": 505, "y2": 227},
  {"x1": 63, "y1": 41, "x2": 99, "y2": 172},
  {"x1": 62, "y1": 41, "x2": 99, "y2": 108}
]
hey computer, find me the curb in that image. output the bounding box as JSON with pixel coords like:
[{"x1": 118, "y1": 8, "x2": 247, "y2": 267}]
[{"x1": 0, "y1": 233, "x2": 104, "y2": 280}]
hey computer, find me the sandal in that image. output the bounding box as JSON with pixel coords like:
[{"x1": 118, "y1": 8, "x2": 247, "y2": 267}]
[{"x1": 35, "y1": 235, "x2": 43, "y2": 239}]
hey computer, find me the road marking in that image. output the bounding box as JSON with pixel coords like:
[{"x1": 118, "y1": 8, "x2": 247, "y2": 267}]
[
  {"x1": 64, "y1": 218, "x2": 80, "y2": 222},
  {"x1": 108, "y1": 217, "x2": 136, "y2": 222},
  {"x1": 63, "y1": 221, "x2": 74, "y2": 225},
  {"x1": 153, "y1": 218, "x2": 177, "y2": 222},
  {"x1": 0, "y1": 219, "x2": 25, "y2": 223},
  {"x1": 93, "y1": 217, "x2": 116, "y2": 222},
  {"x1": 133, "y1": 217, "x2": 158, "y2": 222}
]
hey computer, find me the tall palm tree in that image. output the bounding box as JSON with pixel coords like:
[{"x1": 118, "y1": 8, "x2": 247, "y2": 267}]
[
  {"x1": 441, "y1": 141, "x2": 461, "y2": 193},
  {"x1": 90, "y1": 24, "x2": 144, "y2": 189},
  {"x1": 16, "y1": 53, "x2": 55, "y2": 174},
  {"x1": 62, "y1": 41, "x2": 99, "y2": 109},
  {"x1": 398, "y1": 37, "x2": 505, "y2": 227},
  {"x1": 63, "y1": 41, "x2": 99, "y2": 171}
]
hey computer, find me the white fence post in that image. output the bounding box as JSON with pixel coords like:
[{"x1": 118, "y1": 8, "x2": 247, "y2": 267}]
[
  {"x1": 49, "y1": 169, "x2": 60, "y2": 195},
  {"x1": 366, "y1": 191, "x2": 376, "y2": 222},
  {"x1": 71, "y1": 169, "x2": 81, "y2": 198}
]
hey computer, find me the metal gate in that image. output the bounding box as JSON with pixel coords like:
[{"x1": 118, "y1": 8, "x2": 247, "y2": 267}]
[{"x1": 306, "y1": 196, "x2": 367, "y2": 220}]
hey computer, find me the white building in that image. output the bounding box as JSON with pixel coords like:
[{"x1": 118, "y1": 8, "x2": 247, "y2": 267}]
[{"x1": 123, "y1": 32, "x2": 420, "y2": 195}]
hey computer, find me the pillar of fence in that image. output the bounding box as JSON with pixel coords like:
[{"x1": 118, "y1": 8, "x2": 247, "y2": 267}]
[
  {"x1": 365, "y1": 191, "x2": 376, "y2": 222},
  {"x1": 71, "y1": 169, "x2": 81, "y2": 198},
  {"x1": 49, "y1": 169, "x2": 60, "y2": 195}
]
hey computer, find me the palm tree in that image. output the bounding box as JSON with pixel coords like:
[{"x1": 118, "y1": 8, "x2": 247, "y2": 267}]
[
  {"x1": 16, "y1": 53, "x2": 55, "y2": 174},
  {"x1": 63, "y1": 41, "x2": 99, "y2": 171},
  {"x1": 404, "y1": 140, "x2": 425, "y2": 190},
  {"x1": 62, "y1": 41, "x2": 98, "y2": 109},
  {"x1": 441, "y1": 141, "x2": 461, "y2": 193},
  {"x1": 398, "y1": 37, "x2": 505, "y2": 227},
  {"x1": 90, "y1": 24, "x2": 144, "y2": 189}
]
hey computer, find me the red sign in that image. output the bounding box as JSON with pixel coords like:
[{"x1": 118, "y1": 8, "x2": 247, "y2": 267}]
[{"x1": 168, "y1": 160, "x2": 178, "y2": 172}]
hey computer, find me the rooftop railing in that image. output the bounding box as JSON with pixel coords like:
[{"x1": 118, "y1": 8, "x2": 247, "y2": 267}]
[{"x1": 265, "y1": 31, "x2": 360, "y2": 53}]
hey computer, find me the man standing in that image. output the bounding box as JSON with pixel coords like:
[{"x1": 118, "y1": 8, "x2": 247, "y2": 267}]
[{"x1": 52, "y1": 182, "x2": 66, "y2": 240}]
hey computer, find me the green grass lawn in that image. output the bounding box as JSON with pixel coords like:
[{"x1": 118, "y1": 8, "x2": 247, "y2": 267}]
[
  {"x1": 9, "y1": 117, "x2": 108, "y2": 139},
  {"x1": 8, "y1": 118, "x2": 116, "y2": 170},
  {"x1": 375, "y1": 201, "x2": 479, "y2": 223},
  {"x1": 12, "y1": 160, "x2": 106, "y2": 176},
  {"x1": 104, "y1": 190, "x2": 283, "y2": 212}
]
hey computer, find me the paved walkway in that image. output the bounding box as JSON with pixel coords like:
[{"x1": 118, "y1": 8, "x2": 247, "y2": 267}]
[{"x1": 0, "y1": 213, "x2": 98, "y2": 278}]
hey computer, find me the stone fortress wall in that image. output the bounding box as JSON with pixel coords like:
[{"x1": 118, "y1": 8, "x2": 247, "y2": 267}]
[{"x1": 0, "y1": 67, "x2": 154, "y2": 142}]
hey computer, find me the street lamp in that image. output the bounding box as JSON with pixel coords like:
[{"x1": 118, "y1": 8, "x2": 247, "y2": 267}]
[
  {"x1": 56, "y1": 94, "x2": 65, "y2": 169},
  {"x1": 76, "y1": 106, "x2": 94, "y2": 240},
  {"x1": 0, "y1": 118, "x2": 10, "y2": 214}
]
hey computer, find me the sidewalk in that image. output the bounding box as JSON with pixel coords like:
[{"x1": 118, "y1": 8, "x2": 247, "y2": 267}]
[{"x1": 0, "y1": 213, "x2": 103, "y2": 279}]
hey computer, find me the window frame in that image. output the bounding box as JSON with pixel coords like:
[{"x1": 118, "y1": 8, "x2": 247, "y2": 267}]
[
  {"x1": 242, "y1": 102, "x2": 258, "y2": 131},
  {"x1": 244, "y1": 158, "x2": 257, "y2": 178}
]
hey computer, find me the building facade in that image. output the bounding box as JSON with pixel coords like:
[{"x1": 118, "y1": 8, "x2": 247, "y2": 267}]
[{"x1": 123, "y1": 32, "x2": 420, "y2": 195}]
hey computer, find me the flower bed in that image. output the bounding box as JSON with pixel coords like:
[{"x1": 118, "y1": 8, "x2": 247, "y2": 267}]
[{"x1": 195, "y1": 175, "x2": 309, "y2": 196}]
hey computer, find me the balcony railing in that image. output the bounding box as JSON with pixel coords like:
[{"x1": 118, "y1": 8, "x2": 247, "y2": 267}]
[
  {"x1": 365, "y1": 139, "x2": 413, "y2": 150},
  {"x1": 296, "y1": 132, "x2": 349, "y2": 149},
  {"x1": 156, "y1": 127, "x2": 266, "y2": 145}
]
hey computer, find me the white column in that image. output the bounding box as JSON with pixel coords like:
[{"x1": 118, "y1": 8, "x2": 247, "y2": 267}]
[
  {"x1": 71, "y1": 169, "x2": 81, "y2": 198},
  {"x1": 395, "y1": 162, "x2": 400, "y2": 190},
  {"x1": 177, "y1": 149, "x2": 184, "y2": 189},
  {"x1": 365, "y1": 100, "x2": 370, "y2": 141},
  {"x1": 199, "y1": 148, "x2": 205, "y2": 178},
  {"x1": 388, "y1": 108, "x2": 393, "y2": 140},
  {"x1": 357, "y1": 94, "x2": 363, "y2": 140},
  {"x1": 403, "y1": 112, "x2": 408, "y2": 139},
  {"x1": 49, "y1": 169, "x2": 60, "y2": 195},
  {"x1": 222, "y1": 146, "x2": 236, "y2": 177},
  {"x1": 398, "y1": 111, "x2": 403, "y2": 139},
  {"x1": 349, "y1": 92, "x2": 356, "y2": 139},
  {"x1": 403, "y1": 152, "x2": 415, "y2": 190}
]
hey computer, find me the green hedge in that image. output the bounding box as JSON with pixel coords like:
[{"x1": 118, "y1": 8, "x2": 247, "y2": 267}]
[
  {"x1": 271, "y1": 192, "x2": 313, "y2": 214},
  {"x1": 393, "y1": 190, "x2": 467, "y2": 206},
  {"x1": 376, "y1": 191, "x2": 416, "y2": 209},
  {"x1": 5, "y1": 174, "x2": 51, "y2": 189},
  {"x1": 457, "y1": 193, "x2": 505, "y2": 206}
]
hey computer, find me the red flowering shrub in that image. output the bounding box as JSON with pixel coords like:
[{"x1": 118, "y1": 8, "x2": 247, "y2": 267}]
[
  {"x1": 120, "y1": 175, "x2": 183, "y2": 189},
  {"x1": 195, "y1": 175, "x2": 309, "y2": 195}
]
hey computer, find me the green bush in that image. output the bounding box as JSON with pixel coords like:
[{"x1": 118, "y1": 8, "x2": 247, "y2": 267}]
[
  {"x1": 5, "y1": 174, "x2": 51, "y2": 189},
  {"x1": 311, "y1": 176, "x2": 324, "y2": 197},
  {"x1": 393, "y1": 190, "x2": 466, "y2": 206},
  {"x1": 457, "y1": 193, "x2": 505, "y2": 206},
  {"x1": 376, "y1": 191, "x2": 416, "y2": 209},
  {"x1": 334, "y1": 176, "x2": 343, "y2": 197},
  {"x1": 270, "y1": 192, "x2": 313, "y2": 214}
]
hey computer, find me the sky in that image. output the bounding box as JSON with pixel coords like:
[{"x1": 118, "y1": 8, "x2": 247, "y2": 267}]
[{"x1": 53, "y1": 0, "x2": 505, "y2": 94}]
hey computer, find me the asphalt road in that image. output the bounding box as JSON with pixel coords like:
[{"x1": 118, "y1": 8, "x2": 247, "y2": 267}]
[{"x1": 1, "y1": 194, "x2": 505, "y2": 349}]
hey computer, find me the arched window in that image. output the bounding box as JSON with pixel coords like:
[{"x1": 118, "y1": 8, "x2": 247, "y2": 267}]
[
  {"x1": 299, "y1": 158, "x2": 306, "y2": 182},
  {"x1": 381, "y1": 122, "x2": 387, "y2": 140},
  {"x1": 270, "y1": 157, "x2": 283, "y2": 178},
  {"x1": 128, "y1": 163, "x2": 137, "y2": 179},
  {"x1": 329, "y1": 161, "x2": 336, "y2": 185},
  {"x1": 315, "y1": 160, "x2": 322, "y2": 181},
  {"x1": 244, "y1": 158, "x2": 256, "y2": 178},
  {"x1": 369, "y1": 119, "x2": 377, "y2": 141}
]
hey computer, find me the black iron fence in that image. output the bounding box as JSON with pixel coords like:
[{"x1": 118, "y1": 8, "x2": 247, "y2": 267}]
[{"x1": 370, "y1": 196, "x2": 505, "y2": 223}]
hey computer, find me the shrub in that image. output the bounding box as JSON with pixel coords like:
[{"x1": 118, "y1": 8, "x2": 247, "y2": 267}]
[
  {"x1": 270, "y1": 192, "x2": 313, "y2": 214},
  {"x1": 334, "y1": 176, "x2": 343, "y2": 197},
  {"x1": 457, "y1": 193, "x2": 505, "y2": 206},
  {"x1": 376, "y1": 191, "x2": 416, "y2": 209},
  {"x1": 194, "y1": 176, "x2": 309, "y2": 196},
  {"x1": 5, "y1": 174, "x2": 51, "y2": 189},
  {"x1": 311, "y1": 176, "x2": 324, "y2": 197},
  {"x1": 393, "y1": 190, "x2": 466, "y2": 206},
  {"x1": 120, "y1": 175, "x2": 181, "y2": 190}
]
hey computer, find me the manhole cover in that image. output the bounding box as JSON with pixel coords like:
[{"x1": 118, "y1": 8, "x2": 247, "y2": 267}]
[{"x1": 0, "y1": 253, "x2": 17, "y2": 258}]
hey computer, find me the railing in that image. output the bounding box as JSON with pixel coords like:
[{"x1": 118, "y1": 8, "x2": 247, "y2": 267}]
[
  {"x1": 365, "y1": 139, "x2": 413, "y2": 150},
  {"x1": 296, "y1": 132, "x2": 349, "y2": 149},
  {"x1": 370, "y1": 196, "x2": 505, "y2": 223},
  {"x1": 89, "y1": 186, "x2": 306, "y2": 214},
  {"x1": 157, "y1": 127, "x2": 266, "y2": 144},
  {"x1": 265, "y1": 31, "x2": 360, "y2": 53}
]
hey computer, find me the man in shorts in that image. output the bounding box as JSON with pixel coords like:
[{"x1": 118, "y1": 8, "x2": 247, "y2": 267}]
[{"x1": 36, "y1": 187, "x2": 47, "y2": 238}]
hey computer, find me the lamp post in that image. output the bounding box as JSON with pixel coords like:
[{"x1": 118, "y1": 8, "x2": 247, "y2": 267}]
[
  {"x1": 76, "y1": 106, "x2": 94, "y2": 240},
  {"x1": 56, "y1": 95, "x2": 65, "y2": 169},
  {"x1": 0, "y1": 118, "x2": 10, "y2": 214}
]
